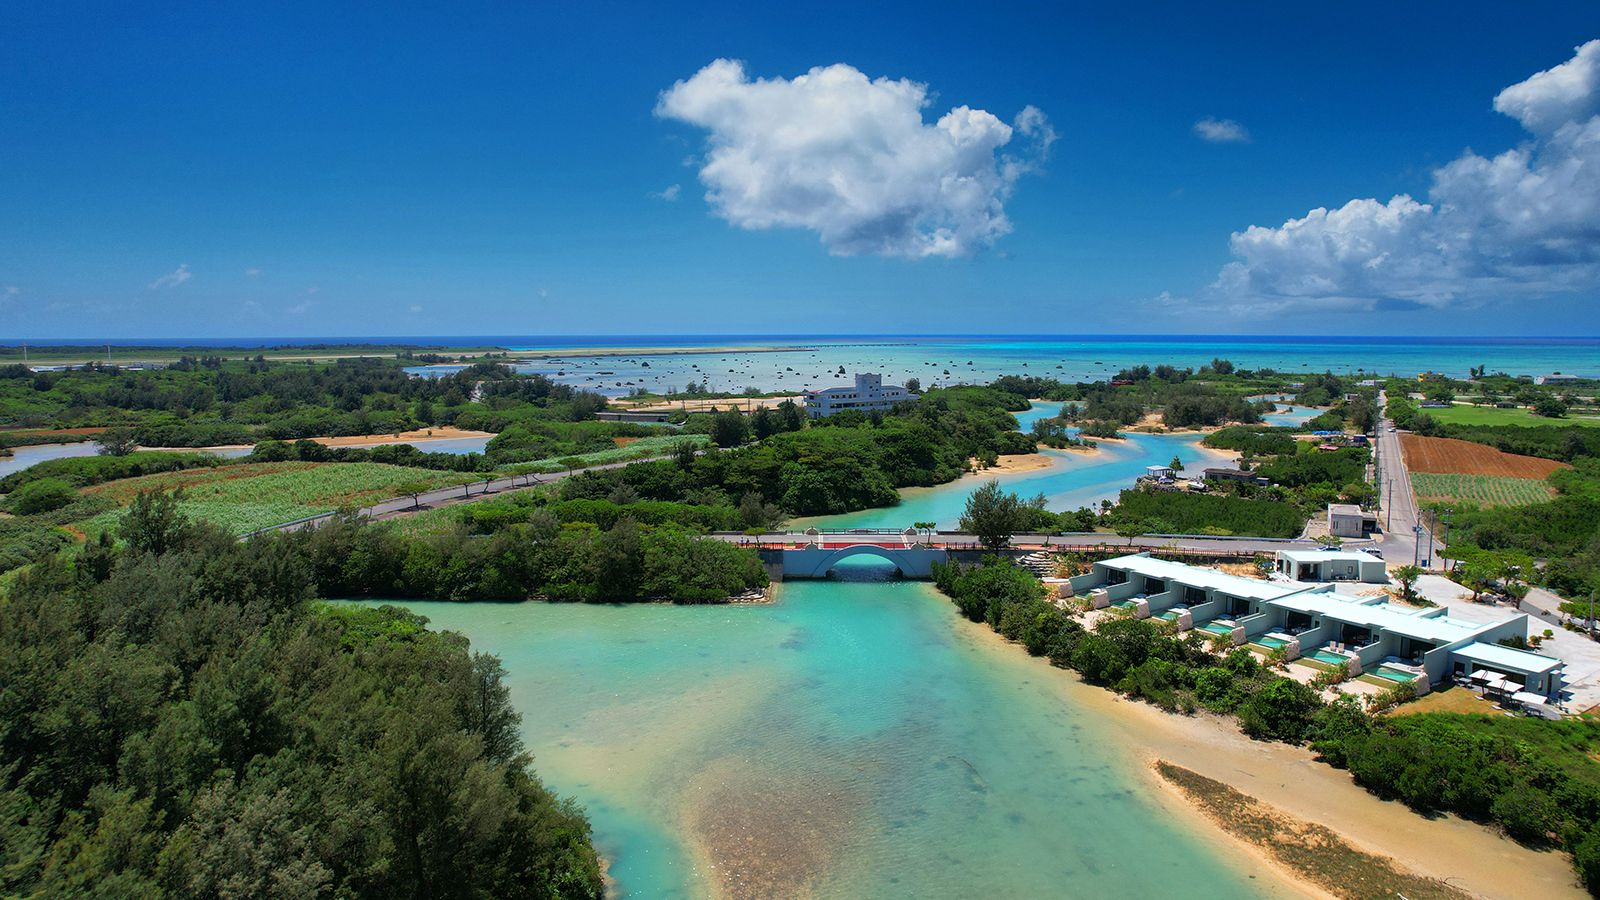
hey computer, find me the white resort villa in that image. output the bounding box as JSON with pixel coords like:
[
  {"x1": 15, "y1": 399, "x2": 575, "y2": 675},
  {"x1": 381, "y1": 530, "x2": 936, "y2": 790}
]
[
  {"x1": 803, "y1": 373, "x2": 918, "y2": 418},
  {"x1": 1062, "y1": 552, "x2": 1564, "y2": 703}
]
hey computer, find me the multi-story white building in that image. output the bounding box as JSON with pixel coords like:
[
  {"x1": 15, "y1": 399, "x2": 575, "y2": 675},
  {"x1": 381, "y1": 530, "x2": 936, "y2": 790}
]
[{"x1": 803, "y1": 373, "x2": 918, "y2": 418}]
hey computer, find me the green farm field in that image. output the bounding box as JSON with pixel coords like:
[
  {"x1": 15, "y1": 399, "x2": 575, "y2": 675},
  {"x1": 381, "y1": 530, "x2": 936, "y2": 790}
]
[
  {"x1": 1409, "y1": 472, "x2": 1556, "y2": 508},
  {"x1": 77, "y1": 461, "x2": 471, "y2": 535},
  {"x1": 1427, "y1": 404, "x2": 1600, "y2": 427}
]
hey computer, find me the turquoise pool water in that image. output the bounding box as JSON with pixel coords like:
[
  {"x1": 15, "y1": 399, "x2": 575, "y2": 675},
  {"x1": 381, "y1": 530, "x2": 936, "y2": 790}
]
[
  {"x1": 1375, "y1": 666, "x2": 1420, "y2": 683},
  {"x1": 1253, "y1": 636, "x2": 1289, "y2": 650},
  {"x1": 1197, "y1": 622, "x2": 1234, "y2": 635},
  {"x1": 1307, "y1": 650, "x2": 1349, "y2": 665}
]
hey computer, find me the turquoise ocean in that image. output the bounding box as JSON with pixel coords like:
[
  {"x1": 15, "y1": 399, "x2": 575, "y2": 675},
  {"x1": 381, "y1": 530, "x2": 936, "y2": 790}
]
[{"x1": 391, "y1": 334, "x2": 1600, "y2": 397}]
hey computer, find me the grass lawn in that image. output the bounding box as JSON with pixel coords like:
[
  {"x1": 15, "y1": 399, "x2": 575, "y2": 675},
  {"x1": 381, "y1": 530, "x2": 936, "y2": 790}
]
[
  {"x1": 1387, "y1": 684, "x2": 1500, "y2": 716},
  {"x1": 1428, "y1": 404, "x2": 1600, "y2": 427}
]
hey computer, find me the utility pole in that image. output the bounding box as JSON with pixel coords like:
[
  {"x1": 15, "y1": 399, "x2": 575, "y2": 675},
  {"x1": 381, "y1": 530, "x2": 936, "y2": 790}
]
[{"x1": 1441, "y1": 509, "x2": 1452, "y2": 573}]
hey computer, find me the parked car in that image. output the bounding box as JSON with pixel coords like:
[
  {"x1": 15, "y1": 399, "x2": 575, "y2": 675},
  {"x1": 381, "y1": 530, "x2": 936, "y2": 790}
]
[{"x1": 1363, "y1": 548, "x2": 1384, "y2": 559}]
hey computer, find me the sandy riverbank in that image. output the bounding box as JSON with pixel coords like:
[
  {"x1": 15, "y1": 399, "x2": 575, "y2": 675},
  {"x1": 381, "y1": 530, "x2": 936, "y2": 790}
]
[
  {"x1": 962, "y1": 622, "x2": 1584, "y2": 900},
  {"x1": 965, "y1": 453, "x2": 1060, "y2": 476},
  {"x1": 138, "y1": 426, "x2": 498, "y2": 456},
  {"x1": 309, "y1": 426, "x2": 495, "y2": 448}
]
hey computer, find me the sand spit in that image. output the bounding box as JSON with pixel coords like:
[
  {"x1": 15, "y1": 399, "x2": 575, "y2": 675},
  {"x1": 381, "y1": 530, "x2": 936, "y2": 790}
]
[
  {"x1": 1154, "y1": 761, "x2": 1473, "y2": 900},
  {"x1": 958, "y1": 622, "x2": 1585, "y2": 900}
]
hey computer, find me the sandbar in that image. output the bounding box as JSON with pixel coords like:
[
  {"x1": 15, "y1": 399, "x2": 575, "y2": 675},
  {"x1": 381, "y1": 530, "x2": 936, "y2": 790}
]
[
  {"x1": 308, "y1": 426, "x2": 495, "y2": 448},
  {"x1": 965, "y1": 453, "x2": 1061, "y2": 476},
  {"x1": 959, "y1": 621, "x2": 1584, "y2": 900}
]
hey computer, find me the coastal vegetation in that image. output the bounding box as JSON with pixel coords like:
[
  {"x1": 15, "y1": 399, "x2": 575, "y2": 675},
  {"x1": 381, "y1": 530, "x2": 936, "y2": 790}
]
[
  {"x1": 550, "y1": 385, "x2": 1034, "y2": 516},
  {"x1": 296, "y1": 509, "x2": 768, "y2": 603},
  {"x1": 1101, "y1": 490, "x2": 1304, "y2": 538},
  {"x1": 0, "y1": 355, "x2": 615, "y2": 448},
  {"x1": 0, "y1": 493, "x2": 603, "y2": 899},
  {"x1": 934, "y1": 555, "x2": 1600, "y2": 892}
]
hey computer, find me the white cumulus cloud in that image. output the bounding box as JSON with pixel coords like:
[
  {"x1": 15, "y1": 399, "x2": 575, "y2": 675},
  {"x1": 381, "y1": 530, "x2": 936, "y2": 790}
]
[
  {"x1": 1198, "y1": 40, "x2": 1600, "y2": 317},
  {"x1": 1194, "y1": 117, "x2": 1250, "y2": 143},
  {"x1": 149, "y1": 264, "x2": 191, "y2": 289},
  {"x1": 655, "y1": 59, "x2": 1053, "y2": 258},
  {"x1": 1494, "y1": 39, "x2": 1600, "y2": 134},
  {"x1": 650, "y1": 184, "x2": 681, "y2": 201}
]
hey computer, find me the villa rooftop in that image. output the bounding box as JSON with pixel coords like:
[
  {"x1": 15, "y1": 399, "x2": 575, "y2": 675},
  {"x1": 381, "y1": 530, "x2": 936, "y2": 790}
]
[
  {"x1": 1278, "y1": 549, "x2": 1378, "y2": 563},
  {"x1": 1100, "y1": 555, "x2": 1309, "y2": 602},
  {"x1": 1270, "y1": 592, "x2": 1490, "y2": 644},
  {"x1": 1452, "y1": 641, "x2": 1563, "y2": 675}
]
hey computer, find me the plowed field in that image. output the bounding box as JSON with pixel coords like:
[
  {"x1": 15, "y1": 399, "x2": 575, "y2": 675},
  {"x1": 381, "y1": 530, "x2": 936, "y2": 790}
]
[{"x1": 1399, "y1": 434, "x2": 1569, "y2": 478}]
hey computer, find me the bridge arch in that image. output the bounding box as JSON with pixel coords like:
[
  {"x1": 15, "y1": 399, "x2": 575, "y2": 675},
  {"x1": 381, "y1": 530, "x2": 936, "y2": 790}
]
[{"x1": 781, "y1": 545, "x2": 946, "y2": 579}]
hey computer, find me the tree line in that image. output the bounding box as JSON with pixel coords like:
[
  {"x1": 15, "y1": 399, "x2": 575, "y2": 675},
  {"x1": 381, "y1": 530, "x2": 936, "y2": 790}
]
[{"x1": 0, "y1": 491, "x2": 604, "y2": 899}]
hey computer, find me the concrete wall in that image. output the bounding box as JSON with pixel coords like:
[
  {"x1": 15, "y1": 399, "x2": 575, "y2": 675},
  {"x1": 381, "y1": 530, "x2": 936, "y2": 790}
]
[
  {"x1": 779, "y1": 545, "x2": 950, "y2": 578},
  {"x1": 1329, "y1": 514, "x2": 1366, "y2": 538}
]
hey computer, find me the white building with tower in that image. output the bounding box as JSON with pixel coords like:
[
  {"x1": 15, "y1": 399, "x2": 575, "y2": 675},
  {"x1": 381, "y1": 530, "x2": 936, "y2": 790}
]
[{"x1": 803, "y1": 373, "x2": 918, "y2": 418}]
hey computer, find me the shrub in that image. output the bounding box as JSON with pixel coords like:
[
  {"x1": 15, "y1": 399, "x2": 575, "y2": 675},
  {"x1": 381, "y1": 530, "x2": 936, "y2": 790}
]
[
  {"x1": 1238, "y1": 678, "x2": 1322, "y2": 744},
  {"x1": 8, "y1": 478, "x2": 76, "y2": 515}
]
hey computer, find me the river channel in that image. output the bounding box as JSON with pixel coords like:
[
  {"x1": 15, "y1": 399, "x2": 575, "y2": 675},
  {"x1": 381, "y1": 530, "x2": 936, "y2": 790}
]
[{"x1": 377, "y1": 413, "x2": 1299, "y2": 899}]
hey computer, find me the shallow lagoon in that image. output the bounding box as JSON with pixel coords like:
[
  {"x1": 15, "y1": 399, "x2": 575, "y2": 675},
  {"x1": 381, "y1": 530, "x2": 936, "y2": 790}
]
[
  {"x1": 377, "y1": 423, "x2": 1285, "y2": 899},
  {"x1": 398, "y1": 566, "x2": 1276, "y2": 899}
]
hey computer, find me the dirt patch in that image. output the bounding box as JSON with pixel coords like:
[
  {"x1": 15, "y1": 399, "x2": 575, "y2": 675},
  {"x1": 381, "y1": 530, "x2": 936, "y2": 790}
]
[
  {"x1": 612, "y1": 436, "x2": 640, "y2": 447},
  {"x1": 1154, "y1": 761, "x2": 1475, "y2": 900},
  {"x1": 1399, "y1": 433, "x2": 1569, "y2": 478},
  {"x1": 1214, "y1": 561, "x2": 1266, "y2": 579}
]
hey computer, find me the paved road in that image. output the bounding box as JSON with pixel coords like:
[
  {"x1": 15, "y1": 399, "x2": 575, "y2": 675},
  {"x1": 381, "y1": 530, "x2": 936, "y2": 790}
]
[
  {"x1": 1372, "y1": 390, "x2": 1444, "y2": 569},
  {"x1": 707, "y1": 529, "x2": 1331, "y2": 557}
]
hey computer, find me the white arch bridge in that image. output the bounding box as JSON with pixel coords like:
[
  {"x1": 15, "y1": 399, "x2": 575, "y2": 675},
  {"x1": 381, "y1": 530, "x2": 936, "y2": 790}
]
[{"x1": 767, "y1": 544, "x2": 952, "y2": 579}]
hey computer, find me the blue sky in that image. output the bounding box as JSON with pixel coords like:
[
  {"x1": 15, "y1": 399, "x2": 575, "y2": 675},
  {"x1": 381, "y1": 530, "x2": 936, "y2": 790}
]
[{"x1": 4, "y1": 1, "x2": 1599, "y2": 339}]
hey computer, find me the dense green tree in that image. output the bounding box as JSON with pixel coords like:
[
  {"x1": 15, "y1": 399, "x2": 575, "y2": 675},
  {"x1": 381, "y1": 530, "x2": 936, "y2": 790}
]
[
  {"x1": 95, "y1": 427, "x2": 139, "y2": 457},
  {"x1": 117, "y1": 489, "x2": 195, "y2": 556},
  {"x1": 1238, "y1": 678, "x2": 1322, "y2": 744},
  {"x1": 959, "y1": 480, "x2": 1024, "y2": 550},
  {"x1": 710, "y1": 409, "x2": 749, "y2": 447}
]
